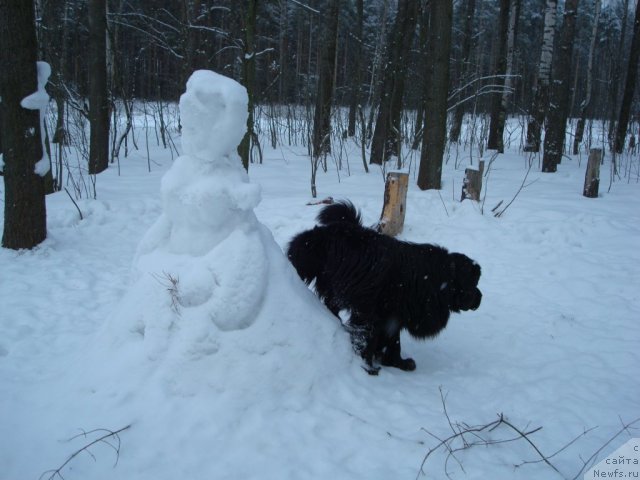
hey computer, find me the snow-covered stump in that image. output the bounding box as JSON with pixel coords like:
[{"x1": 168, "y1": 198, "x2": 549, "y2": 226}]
[
  {"x1": 461, "y1": 160, "x2": 485, "y2": 202},
  {"x1": 378, "y1": 171, "x2": 408, "y2": 236},
  {"x1": 583, "y1": 148, "x2": 602, "y2": 198}
]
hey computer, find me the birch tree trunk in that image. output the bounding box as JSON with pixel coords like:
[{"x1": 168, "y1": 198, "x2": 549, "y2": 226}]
[{"x1": 524, "y1": 0, "x2": 557, "y2": 153}]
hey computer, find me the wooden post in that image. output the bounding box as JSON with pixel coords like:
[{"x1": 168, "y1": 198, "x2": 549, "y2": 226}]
[
  {"x1": 378, "y1": 171, "x2": 409, "y2": 236},
  {"x1": 583, "y1": 148, "x2": 602, "y2": 198},
  {"x1": 461, "y1": 160, "x2": 485, "y2": 201}
]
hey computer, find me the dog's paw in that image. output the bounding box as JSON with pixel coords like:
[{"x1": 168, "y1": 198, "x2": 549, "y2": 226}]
[
  {"x1": 399, "y1": 358, "x2": 416, "y2": 371},
  {"x1": 362, "y1": 365, "x2": 381, "y2": 376}
]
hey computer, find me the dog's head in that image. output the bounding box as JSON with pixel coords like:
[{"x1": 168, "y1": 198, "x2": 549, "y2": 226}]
[{"x1": 446, "y1": 253, "x2": 482, "y2": 312}]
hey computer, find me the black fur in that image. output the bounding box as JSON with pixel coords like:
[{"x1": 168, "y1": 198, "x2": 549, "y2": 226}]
[{"x1": 287, "y1": 201, "x2": 482, "y2": 374}]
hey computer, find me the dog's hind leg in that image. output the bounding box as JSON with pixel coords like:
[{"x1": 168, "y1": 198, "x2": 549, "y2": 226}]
[
  {"x1": 380, "y1": 332, "x2": 416, "y2": 371},
  {"x1": 349, "y1": 312, "x2": 382, "y2": 375}
]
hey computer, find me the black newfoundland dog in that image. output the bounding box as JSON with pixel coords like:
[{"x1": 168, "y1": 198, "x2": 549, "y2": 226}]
[{"x1": 287, "y1": 201, "x2": 482, "y2": 374}]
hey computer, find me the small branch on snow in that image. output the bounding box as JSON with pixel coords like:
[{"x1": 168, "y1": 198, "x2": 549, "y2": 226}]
[{"x1": 39, "y1": 424, "x2": 131, "y2": 480}]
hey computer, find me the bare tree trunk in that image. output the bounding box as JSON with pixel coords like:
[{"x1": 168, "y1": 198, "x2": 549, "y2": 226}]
[
  {"x1": 614, "y1": 0, "x2": 640, "y2": 153},
  {"x1": 524, "y1": 0, "x2": 557, "y2": 153},
  {"x1": 542, "y1": 0, "x2": 580, "y2": 173},
  {"x1": 312, "y1": 0, "x2": 341, "y2": 159},
  {"x1": 487, "y1": 0, "x2": 511, "y2": 152},
  {"x1": 370, "y1": 0, "x2": 418, "y2": 165},
  {"x1": 492, "y1": 0, "x2": 520, "y2": 154},
  {"x1": 573, "y1": 0, "x2": 601, "y2": 155},
  {"x1": 347, "y1": 0, "x2": 364, "y2": 137},
  {"x1": 417, "y1": 0, "x2": 453, "y2": 191},
  {"x1": 239, "y1": 0, "x2": 258, "y2": 171},
  {"x1": 88, "y1": 0, "x2": 110, "y2": 175},
  {"x1": 608, "y1": 0, "x2": 630, "y2": 148},
  {"x1": 449, "y1": 0, "x2": 477, "y2": 143},
  {"x1": 0, "y1": 0, "x2": 47, "y2": 249}
]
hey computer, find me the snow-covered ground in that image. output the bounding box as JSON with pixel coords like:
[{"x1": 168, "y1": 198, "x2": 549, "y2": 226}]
[{"x1": 1, "y1": 76, "x2": 639, "y2": 480}]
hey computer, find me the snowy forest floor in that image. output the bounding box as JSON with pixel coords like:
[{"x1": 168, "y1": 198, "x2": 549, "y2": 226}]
[{"x1": 1, "y1": 116, "x2": 639, "y2": 480}]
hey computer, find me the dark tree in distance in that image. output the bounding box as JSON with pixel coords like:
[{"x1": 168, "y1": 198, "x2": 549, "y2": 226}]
[
  {"x1": 449, "y1": 0, "x2": 477, "y2": 143},
  {"x1": 608, "y1": 0, "x2": 631, "y2": 148},
  {"x1": 614, "y1": 0, "x2": 640, "y2": 153},
  {"x1": 0, "y1": 0, "x2": 47, "y2": 249},
  {"x1": 88, "y1": 0, "x2": 109, "y2": 175},
  {"x1": 347, "y1": 0, "x2": 364, "y2": 138},
  {"x1": 542, "y1": 0, "x2": 580, "y2": 173},
  {"x1": 417, "y1": 0, "x2": 453, "y2": 191},
  {"x1": 239, "y1": 0, "x2": 259, "y2": 171},
  {"x1": 573, "y1": 0, "x2": 601, "y2": 155},
  {"x1": 312, "y1": 0, "x2": 341, "y2": 159},
  {"x1": 369, "y1": 0, "x2": 418, "y2": 166},
  {"x1": 487, "y1": 0, "x2": 511, "y2": 152}
]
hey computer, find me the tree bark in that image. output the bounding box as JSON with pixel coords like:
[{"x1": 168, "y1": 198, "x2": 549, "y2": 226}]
[
  {"x1": 347, "y1": 0, "x2": 364, "y2": 138},
  {"x1": 614, "y1": 0, "x2": 640, "y2": 153},
  {"x1": 449, "y1": 0, "x2": 477, "y2": 144},
  {"x1": 0, "y1": 0, "x2": 47, "y2": 249},
  {"x1": 487, "y1": 0, "x2": 511, "y2": 152},
  {"x1": 88, "y1": 0, "x2": 110, "y2": 175},
  {"x1": 311, "y1": 0, "x2": 341, "y2": 159},
  {"x1": 583, "y1": 148, "x2": 602, "y2": 198},
  {"x1": 239, "y1": 0, "x2": 258, "y2": 171},
  {"x1": 492, "y1": 0, "x2": 520, "y2": 154},
  {"x1": 573, "y1": 0, "x2": 601, "y2": 155},
  {"x1": 417, "y1": 0, "x2": 453, "y2": 191},
  {"x1": 378, "y1": 171, "x2": 409, "y2": 237},
  {"x1": 542, "y1": 0, "x2": 580, "y2": 173},
  {"x1": 369, "y1": 0, "x2": 418, "y2": 166},
  {"x1": 524, "y1": 0, "x2": 557, "y2": 153}
]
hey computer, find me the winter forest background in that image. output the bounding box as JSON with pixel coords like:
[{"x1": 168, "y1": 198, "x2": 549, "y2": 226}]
[{"x1": 1, "y1": 1, "x2": 640, "y2": 479}]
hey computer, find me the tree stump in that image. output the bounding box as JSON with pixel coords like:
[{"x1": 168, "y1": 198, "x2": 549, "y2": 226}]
[
  {"x1": 461, "y1": 160, "x2": 485, "y2": 202},
  {"x1": 378, "y1": 171, "x2": 409, "y2": 236},
  {"x1": 583, "y1": 148, "x2": 602, "y2": 198}
]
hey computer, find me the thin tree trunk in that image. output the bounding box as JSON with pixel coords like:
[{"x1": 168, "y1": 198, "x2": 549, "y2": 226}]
[
  {"x1": 370, "y1": 0, "x2": 418, "y2": 165},
  {"x1": 0, "y1": 0, "x2": 47, "y2": 249},
  {"x1": 487, "y1": 0, "x2": 511, "y2": 152},
  {"x1": 608, "y1": 0, "x2": 630, "y2": 148},
  {"x1": 449, "y1": 0, "x2": 477, "y2": 143},
  {"x1": 573, "y1": 0, "x2": 601, "y2": 155},
  {"x1": 614, "y1": 0, "x2": 640, "y2": 153},
  {"x1": 88, "y1": 0, "x2": 110, "y2": 175},
  {"x1": 312, "y1": 0, "x2": 341, "y2": 159},
  {"x1": 239, "y1": 0, "x2": 258, "y2": 171},
  {"x1": 492, "y1": 0, "x2": 520, "y2": 154},
  {"x1": 524, "y1": 0, "x2": 557, "y2": 153},
  {"x1": 417, "y1": 0, "x2": 453, "y2": 191},
  {"x1": 542, "y1": 0, "x2": 580, "y2": 172},
  {"x1": 347, "y1": 0, "x2": 364, "y2": 137}
]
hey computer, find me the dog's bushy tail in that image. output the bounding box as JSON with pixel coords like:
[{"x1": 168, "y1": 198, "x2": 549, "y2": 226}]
[{"x1": 317, "y1": 200, "x2": 362, "y2": 226}]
